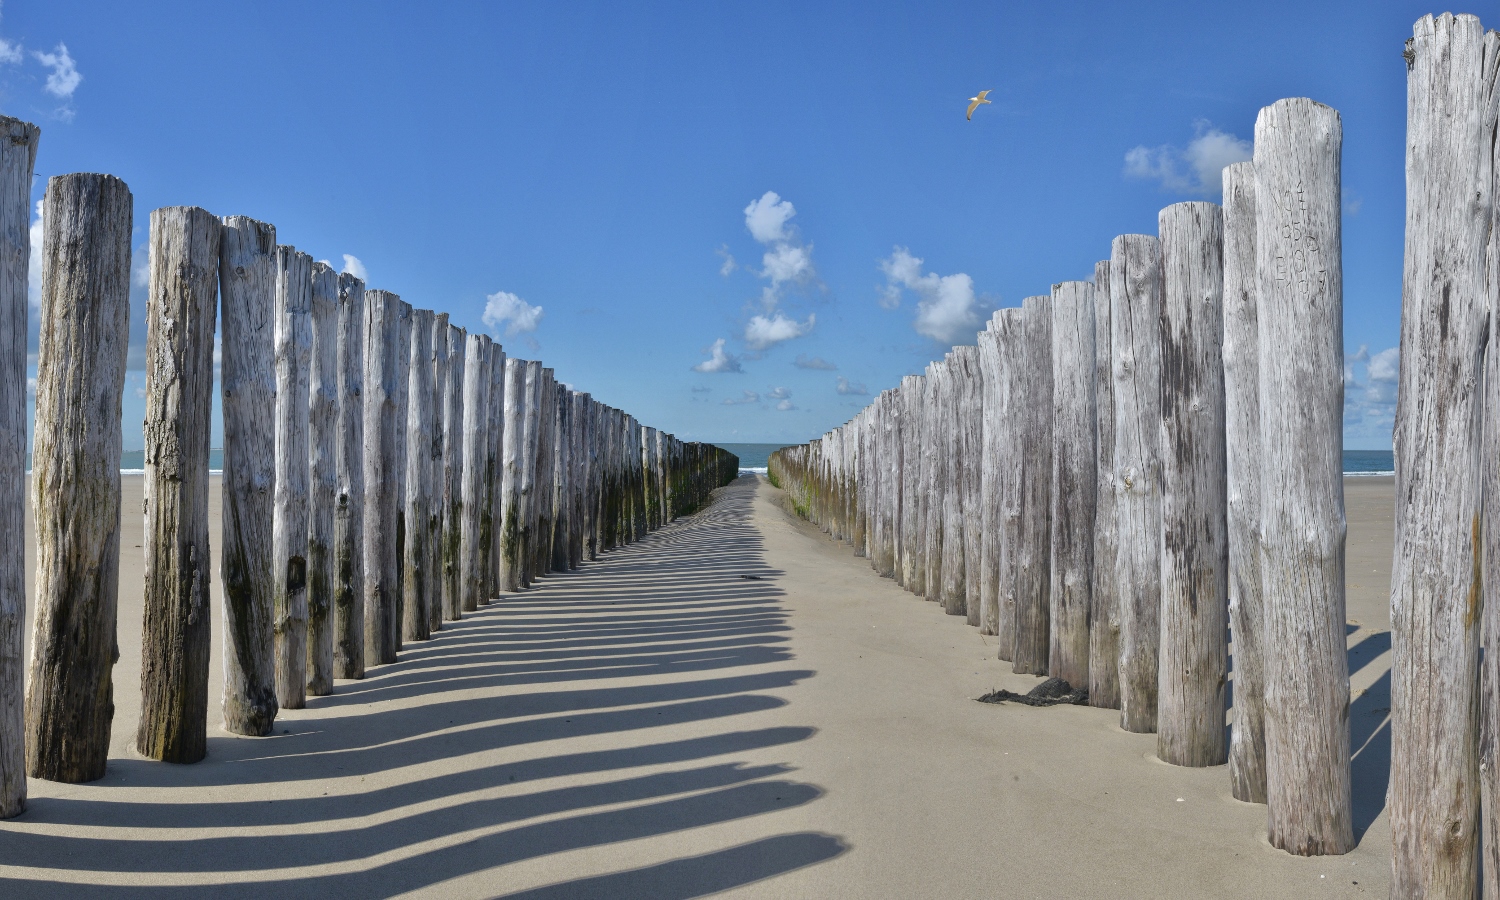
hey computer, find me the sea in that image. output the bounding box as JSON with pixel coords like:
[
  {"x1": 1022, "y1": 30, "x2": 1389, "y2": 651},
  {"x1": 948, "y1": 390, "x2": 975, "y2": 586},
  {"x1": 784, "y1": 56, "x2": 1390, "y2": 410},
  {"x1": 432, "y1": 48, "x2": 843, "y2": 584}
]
[{"x1": 720, "y1": 444, "x2": 1395, "y2": 478}]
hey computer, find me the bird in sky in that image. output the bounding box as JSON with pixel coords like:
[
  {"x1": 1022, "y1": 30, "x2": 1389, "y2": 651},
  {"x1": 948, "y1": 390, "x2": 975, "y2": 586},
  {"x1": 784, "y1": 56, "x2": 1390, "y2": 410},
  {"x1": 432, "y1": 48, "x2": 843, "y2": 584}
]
[{"x1": 966, "y1": 90, "x2": 992, "y2": 121}]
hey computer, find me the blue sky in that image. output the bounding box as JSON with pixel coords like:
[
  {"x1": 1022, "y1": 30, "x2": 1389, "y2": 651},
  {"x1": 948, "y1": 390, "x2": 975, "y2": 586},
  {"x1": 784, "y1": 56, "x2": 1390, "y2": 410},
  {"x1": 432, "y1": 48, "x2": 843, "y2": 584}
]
[{"x1": 8, "y1": 1, "x2": 1427, "y2": 450}]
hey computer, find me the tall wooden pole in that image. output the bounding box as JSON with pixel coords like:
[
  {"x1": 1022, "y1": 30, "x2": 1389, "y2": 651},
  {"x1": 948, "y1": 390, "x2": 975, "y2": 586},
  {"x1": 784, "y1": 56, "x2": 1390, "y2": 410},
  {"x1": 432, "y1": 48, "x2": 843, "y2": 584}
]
[
  {"x1": 1089, "y1": 260, "x2": 1120, "y2": 710},
  {"x1": 551, "y1": 384, "x2": 572, "y2": 571},
  {"x1": 1156, "y1": 201, "x2": 1229, "y2": 768},
  {"x1": 217, "y1": 215, "x2": 279, "y2": 735},
  {"x1": 306, "y1": 262, "x2": 338, "y2": 696},
  {"x1": 899, "y1": 374, "x2": 922, "y2": 591},
  {"x1": 427, "y1": 314, "x2": 449, "y2": 631},
  {"x1": 441, "y1": 324, "x2": 467, "y2": 618},
  {"x1": 519, "y1": 361, "x2": 542, "y2": 584},
  {"x1": 1112, "y1": 234, "x2": 1164, "y2": 733},
  {"x1": 403, "y1": 309, "x2": 435, "y2": 642},
  {"x1": 332, "y1": 274, "x2": 365, "y2": 680},
  {"x1": 921, "y1": 362, "x2": 944, "y2": 602},
  {"x1": 392, "y1": 302, "x2": 411, "y2": 650},
  {"x1": 992, "y1": 309, "x2": 1025, "y2": 662},
  {"x1": 1222, "y1": 161, "x2": 1267, "y2": 800},
  {"x1": 1050, "y1": 281, "x2": 1097, "y2": 688},
  {"x1": 1014, "y1": 294, "x2": 1053, "y2": 676},
  {"x1": 363, "y1": 290, "x2": 401, "y2": 666},
  {"x1": 1254, "y1": 97, "x2": 1353, "y2": 856},
  {"x1": 0, "y1": 115, "x2": 34, "y2": 816},
  {"x1": 137, "y1": 205, "x2": 218, "y2": 764},
  {"x1": 272, "y1": 246, "x2": 312, "y2": 710},
  {"x1": 499, "y1": 357, "x2": 526, "y2": 592},
  {"x1": 484, "y1": 343, "x2": 506, "y2": 597},
  {"x1": 461, "y1": 332, "x2": 491, "y2": 612},
  {"x1": 26, "y1": 173, "x2": 132, "y2": 779}
]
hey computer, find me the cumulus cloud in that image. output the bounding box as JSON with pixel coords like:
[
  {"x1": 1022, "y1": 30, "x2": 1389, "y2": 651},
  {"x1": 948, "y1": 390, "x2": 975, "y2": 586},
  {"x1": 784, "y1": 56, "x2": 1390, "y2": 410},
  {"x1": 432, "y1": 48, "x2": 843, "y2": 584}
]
[
  {"x1": 132, "y1": 241, "x2": 151, "y2": 288},
  {"x1": 878, "y1": 247, "x2": 984, "y2": 344},
  {"x1": 836, "y1": 377, "x2": 868, "y2": 396},
  {"x1": 767, "y1": 386, "x2": 791, "y2": 400},
  {"x1": 27, "y1": 199, "x2": 41, "y2": 311},
  {"x1": 35, "y1": 43, "x2": 80, "y2": 98},
  {"x1": 0, "y1": 4, "x2": 21, "y2": 67},
  {"x1": 723, "y1": 390, "x2": 761, "y2": 406},
  {"x1": 737, "y1": 190, "x2": 818, "y2": 313},
  {"x1": 744, "y1": 191, "x2": 796, "y2": 244},
  {"x1": 1124, "y1": 120, "x2": 1251, "y2": 199},
  {"x1": 776, "y1": 399, "x2": 796, "y2": 411},
  {"x1": 745, "y1": 312, "x2": 815, "y2": 350},
  {"x1": 692, "y1": 337, "x2": 742, "y2": 373},
  {"x1": 794, "y1": 354, "x2": 836, "y2": 370},
  {"x1": 483, "y1": 290, "x2": 544, "y2": 336},
  {"x1": 340, "y1": 254, "x2": 368, "y2": 281},
  {"x1": 1344, "y1": 344, "x2": 1399, "y2": 441},
  {"x1": 1367, "y1": 347, "x2": 1398, "y2": 383}
]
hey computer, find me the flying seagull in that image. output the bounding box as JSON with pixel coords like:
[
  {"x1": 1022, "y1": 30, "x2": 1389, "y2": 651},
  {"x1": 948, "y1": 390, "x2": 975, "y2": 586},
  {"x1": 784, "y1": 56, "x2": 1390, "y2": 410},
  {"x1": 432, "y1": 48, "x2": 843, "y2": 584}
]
[{"x1": 966, "y1": 90, "x2": 992, "y2": 121}]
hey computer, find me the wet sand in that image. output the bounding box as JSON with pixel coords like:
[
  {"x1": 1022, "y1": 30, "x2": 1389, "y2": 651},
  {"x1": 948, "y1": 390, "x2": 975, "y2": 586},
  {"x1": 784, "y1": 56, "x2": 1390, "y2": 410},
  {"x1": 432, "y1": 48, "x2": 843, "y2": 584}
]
[{"x1": 0, "y1": 474, "x2": 1393, "y2": 897}]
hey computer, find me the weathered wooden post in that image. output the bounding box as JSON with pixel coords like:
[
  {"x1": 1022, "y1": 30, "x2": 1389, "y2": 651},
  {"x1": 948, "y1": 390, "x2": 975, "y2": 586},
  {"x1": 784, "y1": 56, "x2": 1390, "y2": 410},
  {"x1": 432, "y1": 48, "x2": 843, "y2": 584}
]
[
  {"x1": 1111, "y1": 234, "x2": 1164, "y2": 733},
  {"x1": 427, "y1": 313, "x2": 448, "y2": 631},
  {"x1": 484, "y1": 343, "x2": 506, "y2": 595},
  {"x1": 1014, "y1": 294, "x2": 1053, "y2": 675},
  {"x1": 1156, "y1": 201, "x2": 1228, "y2": 768},
  {"x1": 1222, "y1": 161, "x2": 1266, "y2": 799},
  {"x1": 440, "y1": 324, "x2": 466, "y2": 617},
  {"x1": 499, "y1": 357, "x2": 526, "y2": 591},
  {"x1": 1050, "y1": 280, "x2": 1097, "y2": 688},
  {"x1": 957, "y1": 347, "x2": 984, "y2": 623},
  {"x1": 137, "y1": 205, "x2": 219, "y2": 764},
  {"x1": 875, "y1": 391, "x2": 900, "y2": 580},
  {"x1": 921, "y1": 363, "x2": 944, "y2": 601},
  {"x1": 333, "y1": 273, "x2": 365, "y2": 680},
  {"x1": 0, "y1": 116, "x2": 34, "y2": 816},
  {"x1": 403, "y1": 309, "x2": 435, "y2": 641},
  {"x1": 306, "y1": 262, "x2": 338, "y2": 696},
  {"x1": 1254, "y1": 97, "x2": 1353, "y2": 855},
  {"x1": 533, "y1": 371, "x2": 555, "y2": 568},
  {"x1": 461, "y1": 332, "x2": 491, "y2": 612},
  {"x1": 217, "y1": 215, "x2": 279, "y2": 734},
  {"x1": 520, "y1": 361, "x2": 543, "y2": 583},
  {"x1": 26, "y1": 173, "x2": 132, "y2": 780},
  {"x1": 981, "y1": 310, "x2": 1023, "y2": 658},
  {"x1": 363, "y1": 289, "x2": 401, "y2": 665},
  {"x1": 941, "y1": 352, "x2": 970, "y2": 617},
  {"x1": 1089, "y1": 260, "x2": 1120, "y2": 710},
  {"x1": 899, "y1": 374, "x2": 922, "y2": 591},
  {"x1": 551, "y1": 386, "x2": 572, "y2": 571},
  {"x1": 272, "y1": 246, "x2": 312, "y2": 710},
  {"x1": 391, "y1": 301, "x2": 412, "y2": 650}
]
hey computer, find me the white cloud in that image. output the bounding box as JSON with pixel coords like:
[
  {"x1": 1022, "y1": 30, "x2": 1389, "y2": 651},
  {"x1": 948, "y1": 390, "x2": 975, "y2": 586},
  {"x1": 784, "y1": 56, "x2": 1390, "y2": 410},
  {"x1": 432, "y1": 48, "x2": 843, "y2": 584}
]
[
  {"x1": 482, "y1": 290, "x2": 544, "y2": 336},
  {"x1": 340, "y1": 254, "x2": 368, "y2": 281},
  {"x1": 794, "y1": 354, "x2": 836, "y2": 370},
  {"x1": 716, "y1": 245, "x2": 736, "y2": 276},
  {"x1": 836, "y1": 377, "x2": 868, "y2": 396},
  {"x1": 761, "y1": 242, "x2": 814, "y2": 288},
  {"x1": 27, "y1": 199, "x2": 41, "y2": 311},
  {"x1": 723, "y1": 389, "x2": 761, "y2": 406},
  {"x1": 767, "y1": 386, "x2": 791, "y2": 400},
  {"x1": 1344, "y1": 345, "x2": 1399, "y2": 442},
  {"x1": 0, "y1": 6, "x2": 21, "y2": 66},
  {"x1": 25, "y1": 376, "x2": 34, "y2": 397},
  {"x1": 35, "y1": 43, "x2": 80, "y2": 98},
  {"x1": 692, "y1": 337, "x2": 742, "y2": 373},
  {"x1": 132, "y1": 242, "x2": 150, "y2": 288},
  {"x1": 744, "y1": 191, "x2": 796, "y2": 245},
  {"x1": 745, "y1": 311, "x2": 815, "y2": 350},
  {"x1": 775, "y1": 399, "x2": 796, "y2": 411},
  {"x1": 878, "y1": 246, "x2": 984, "y2": 344},
  {"x1": 1124, "y1": 120, "x2": 1251, "y2": 199},
  {"x1": 1367, "y1": 346, "x2": 1399, "y2": 383}
]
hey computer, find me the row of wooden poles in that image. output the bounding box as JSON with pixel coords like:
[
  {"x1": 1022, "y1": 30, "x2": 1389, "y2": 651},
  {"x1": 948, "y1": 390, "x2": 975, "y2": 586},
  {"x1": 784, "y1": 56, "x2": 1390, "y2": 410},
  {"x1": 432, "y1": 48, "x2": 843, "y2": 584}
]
[
  {"x1": 0, "y1": 120, "x2": 739, "y2": 820},
  {"x1": 774, "y1": 15, "x2": 1500, "y2": 892}
]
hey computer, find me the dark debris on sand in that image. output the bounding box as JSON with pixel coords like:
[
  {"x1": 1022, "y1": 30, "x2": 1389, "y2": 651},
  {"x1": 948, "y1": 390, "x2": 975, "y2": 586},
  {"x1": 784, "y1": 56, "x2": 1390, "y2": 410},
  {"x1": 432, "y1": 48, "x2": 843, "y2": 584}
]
[{"x1": 976, "y1": 677, "x2": 1089, "y2": 707}]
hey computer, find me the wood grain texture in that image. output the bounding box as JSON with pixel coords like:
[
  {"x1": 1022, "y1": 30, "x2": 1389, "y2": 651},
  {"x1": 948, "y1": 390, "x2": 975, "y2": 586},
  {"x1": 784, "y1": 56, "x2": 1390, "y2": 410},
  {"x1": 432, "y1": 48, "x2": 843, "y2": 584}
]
[
  {"x1": 391, "y1": 302, "x2": 411, "y2": 651},
  {"x1": 27, "y1": 174, "x2": 132, "y2": 780},
  {"x1": 441, "y1": 324, "x2": 466, "y2": 618},
  {"x1": 460, "y1": 332, "x2": 491, "y2": 612},
  {"x1": 1089, "y1": 260, "x2": 1120, "y2": 710},
  {"x1": 427, "y1": 314, "x2": 449, "y2": 629},
  {"x1": 216, "y1": 215, "x2": 280, "y2": 735},
  {"x1": 1049, "y1": 281, "x2": 1097, "y2": 688},
  {"x1": 1392, "y1": 17, "x2": 1496, "y2": 894},
  {"x1": 485, "y1": 344, "x2": 506, "y2": 594},
  {"x1": 1221, "y1": 161, "x2": 1267, "y2": 802},
  {"x1": 1156, "y1": 200, "x2": 1228, "y2": 768},
  {"x1": 499, "y1": 357, "x2": 526, "y2": 592},
  {"x1": 921, "y1": 364, "x2": 944, "y2": 601},
  {"x1": 0, "y1": 115, "x2": 34, "y2": 816},
  {"x1": 959, "y1": 348, "x2": 984, "y2": 624},
  {"x1": 402, "y1": 309, "x2": 435, "y2": 642},
  {"x1": 940, "y1": 353, "x2": 969, "y2": 617},
  {"x1": 1253, "y1": 97, "x2": 1353, "y2": 856},
  {"x1": 332, "y1": 274, "x2": 365, "y2": 680},
  {"x1": 137, "y1": 205, "x2": 218, "y2": 763},
  {"x1": 1014, "y1": 294, "x2": 1053, "y2": 676},
  {"x1": 977, "y1": 325, "x2": 1003, "y2": 635},
  {"x1": 992, "y1": 310, "x2": 1026, "y2": 662},
  {"x1": 518, "y1": 361, "x2": 542, "y2": 584},
  {"x1": 272, "y1": 246, "x2": 312, "y2": 710},
  {"x1": 899, "y1": 374, "x2": 922, "y2": 590},
  {"x1": 306, "y1": 262, "x2": 338, "y2": 696},
  {"x1": 1112, "y1": 233, "x2": 1164, "y2": 734},
  {"x1": 362, "y1": 290, "x2": 401, "y2": 665}
]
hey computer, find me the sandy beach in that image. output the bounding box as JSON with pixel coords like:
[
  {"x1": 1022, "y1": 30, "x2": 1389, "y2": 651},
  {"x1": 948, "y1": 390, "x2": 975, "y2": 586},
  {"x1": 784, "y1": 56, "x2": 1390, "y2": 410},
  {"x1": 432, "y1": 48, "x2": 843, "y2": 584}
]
[{"x1": 0, "y1": 473, "x2": 1393, "y2": 898}]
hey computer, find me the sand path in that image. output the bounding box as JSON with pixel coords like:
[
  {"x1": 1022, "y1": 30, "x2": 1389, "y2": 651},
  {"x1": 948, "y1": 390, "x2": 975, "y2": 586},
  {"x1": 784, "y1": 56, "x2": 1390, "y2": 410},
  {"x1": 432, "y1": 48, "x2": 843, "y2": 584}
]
[{"x1": 0, "y1": 474, "x2": 1394, "y2": 897}]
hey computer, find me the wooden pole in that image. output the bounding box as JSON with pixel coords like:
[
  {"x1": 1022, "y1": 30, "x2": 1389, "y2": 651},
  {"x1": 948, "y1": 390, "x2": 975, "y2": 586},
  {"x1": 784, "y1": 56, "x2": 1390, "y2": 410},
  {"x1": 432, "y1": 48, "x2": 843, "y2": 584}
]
[
  {"x1": 272, "y1": 246, "x2": 312, "y2": 711},
  {"x1": 0, "y1": 115, "x2": 34, "y2": 817},
  {"x1": 1253, "y1": 96, "x2": 1353, "y2": 856},
  {"x1": 306, "y1": 262, "x2": 338, "y2": 696},
  {"x1": 519, "y1": 360, "x2": 542, "y2": 584},
  {"x1": 217, "y1": 215, "x2": 280, "y2": 735},
  {"x1": 499, "y1": 357, "x2": 526, "y2": 592},
  {"x1": 427, "y1": 313, "x2": 449, "y2": 630},
  {"x1": 26, "y1": 173, "x2": 132, "y2": 779},
  {"x1": 921, "y1": 363, "x2": 944, "y2": 601},
  {"x1": 333, "y1": 273, "x2": 365, "y2": 680},
  {"x1": 461, "y1": 332, "x2": 491, "y2": 612},
  {"x1": 484, "y1": 343, "x2": 506, "y2": 596},
  {"x1": 402, "y1": 309, "x2": 435, "y2": 642},
  {"x1": 941, "y1": 352, "x2": 969, "y2": 617},
  {"x1": 392, "y1": 302, "x2": 411, "y2": 650},
  {"x1": 137, "y1": 205, "x2": 218, "y2": 764},
  {"x1": 1049, "y1": 280, "x2": 1097, "y2": 689},
  {"x1": 1156, "y1": 200, "x2": 1228, "y2": 768},
  {"x1": 875, "y1": 391, "x2": 900, "y2": 580},
  {"x1": 551, "y1": 385, "x2": 572, "y2": 571},
  {"x1": 1014, "y1": 294, "x2": 1053, "y2": 676},
  {"x1": 1089, "y1": 260, "x2": 1120, "y2": 710},
  {"x1": 441, "y1": 324, "x2": 466, "y2": 618},
  {"x1": 899, "y1": 374, "x2": 922, "y2": 591},
  {"x1": 1112, "y1": 234, "x2": 1165, "y2": 733},
  {"x1": 957, "y1": 346, "x2": 984, "y2": 623},
  {"x1": 1222, "y1": 161, "x2": 1266, "y2": 799},
  {"x1": 363, "y1": 289, "x2": 401, "y2": 666}
]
